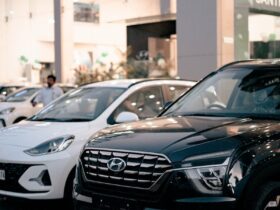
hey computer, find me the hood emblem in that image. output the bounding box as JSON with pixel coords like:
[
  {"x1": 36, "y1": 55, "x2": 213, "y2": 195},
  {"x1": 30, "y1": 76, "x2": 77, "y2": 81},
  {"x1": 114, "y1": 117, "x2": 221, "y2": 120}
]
[{"x1": 107, "y1": 158, "x2": 126, "y2": 172}]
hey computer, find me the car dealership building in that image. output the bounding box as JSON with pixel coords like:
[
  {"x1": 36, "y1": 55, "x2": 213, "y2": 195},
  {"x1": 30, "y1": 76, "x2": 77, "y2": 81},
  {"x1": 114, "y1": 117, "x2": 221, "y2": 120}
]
[{"x1": 0, "y1": 0, "x2": 279, "y2": 83}]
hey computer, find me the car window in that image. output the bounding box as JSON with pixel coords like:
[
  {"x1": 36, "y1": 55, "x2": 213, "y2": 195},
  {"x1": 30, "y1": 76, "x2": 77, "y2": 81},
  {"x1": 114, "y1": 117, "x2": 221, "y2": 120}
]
[
  {"x1": 164, "y1": 69, "x2": 280, "y2": 118},
  {"x1": 0, "y1": 86, "x2": 22, "y2": 96},
  {"x1": 30, "y1": 87, "x2": 125, "y2": 122},
  {"x1": 112, "y1": 86, "x2": 164, "y2": 121},
  {"x1": 167, "y1": 85, "x2": 190, "y2": 101},
  {"x1": 5, "y1": 88, "x2": 39, "y2": 102}
]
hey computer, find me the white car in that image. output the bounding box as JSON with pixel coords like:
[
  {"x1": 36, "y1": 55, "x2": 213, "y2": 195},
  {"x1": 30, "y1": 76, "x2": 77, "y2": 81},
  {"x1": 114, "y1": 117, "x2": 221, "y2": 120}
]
[
  {"x1": 0, "y1": 87, "x2": 42, "y2": 127},
  {"x1": 0, "y1": 85, "x2": 77, "y2": 128},
  {"x1": 0, "y1": 84, "x2": 24, "y2": 102},
  {"x1": 0, "y1": 79, "x2": 195, "y2": 200}
]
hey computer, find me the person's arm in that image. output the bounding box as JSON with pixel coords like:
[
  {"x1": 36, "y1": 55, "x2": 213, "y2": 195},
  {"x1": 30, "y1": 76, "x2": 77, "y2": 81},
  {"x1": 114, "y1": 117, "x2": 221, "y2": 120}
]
[{"x1": 32, "y1": 89, "x2": 43, "y2": 106}]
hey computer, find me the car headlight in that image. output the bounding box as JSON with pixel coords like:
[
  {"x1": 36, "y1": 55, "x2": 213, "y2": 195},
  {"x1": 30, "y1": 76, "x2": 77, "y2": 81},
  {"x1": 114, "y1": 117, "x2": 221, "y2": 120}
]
[
  {"x1": 24, "y1": 135, "x2": 75, "y2": 156},
  {"x1": 179, "y1": 150, "x2": 232, "y2": 193},
  {"x1": 0, "y1": 107, "x2": 15, "y2": 115},
  {"x1": 184, "y1": 164, "x2": 227, "y2": 191}
]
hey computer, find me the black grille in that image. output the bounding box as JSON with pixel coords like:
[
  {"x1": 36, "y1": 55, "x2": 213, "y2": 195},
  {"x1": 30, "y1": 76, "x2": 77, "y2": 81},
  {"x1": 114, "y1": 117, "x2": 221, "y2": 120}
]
[
  {"x1": 0, "y1": 163, "x2": 31, "y2": 193},
  {"x1": 81, "y1": 149, "x2": 172, "y2": 189}
]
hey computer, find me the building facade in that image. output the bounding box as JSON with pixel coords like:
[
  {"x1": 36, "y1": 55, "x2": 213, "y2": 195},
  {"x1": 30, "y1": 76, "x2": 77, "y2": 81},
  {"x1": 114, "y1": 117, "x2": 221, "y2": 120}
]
[{"x1": 0, "y1": 0, "x2": 279, "y2": 83}]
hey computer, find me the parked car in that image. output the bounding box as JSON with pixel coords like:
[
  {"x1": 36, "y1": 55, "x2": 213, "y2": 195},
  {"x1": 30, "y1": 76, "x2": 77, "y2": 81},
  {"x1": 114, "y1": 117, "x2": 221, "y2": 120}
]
[
  {"x1": 75, "y1": 60, "x2": 280, "y2": 210},
  {"x1": 0, "y1": 84, "x2": 24, "y2": 102},
  {"x1": 0, "y1": 84, "x2": 76, "y2": 128},
  {"x1": 0, "y1": 87, "x2": 42, "y2": 128},
  {"x1": 0, "y1": 79, "x2": 195, "y2": 200}
]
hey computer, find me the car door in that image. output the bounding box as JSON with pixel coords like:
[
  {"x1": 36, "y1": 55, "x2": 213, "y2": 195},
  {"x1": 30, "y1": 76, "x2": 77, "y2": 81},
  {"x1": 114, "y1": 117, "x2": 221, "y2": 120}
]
[{"x1": 107, "y1": 85, "x2": 165, "y2": 124}]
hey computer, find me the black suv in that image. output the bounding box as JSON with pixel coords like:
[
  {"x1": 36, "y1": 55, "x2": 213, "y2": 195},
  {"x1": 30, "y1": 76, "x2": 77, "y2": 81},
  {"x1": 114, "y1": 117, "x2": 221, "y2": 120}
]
[{"x1": 74, "y1": 60, "x2": 280, "y2": 210}]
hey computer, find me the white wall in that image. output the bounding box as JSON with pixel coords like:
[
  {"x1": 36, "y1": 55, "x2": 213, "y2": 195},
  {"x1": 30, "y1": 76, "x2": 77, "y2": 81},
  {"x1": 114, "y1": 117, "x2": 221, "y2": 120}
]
[
  {"x1": 0, "y1": 0, "x2": 7, "y2": 82},
  {"x1": 100, "y1": 0, "x2": 176, "y2": 23},
  {"x1": 0, "y1": 0, "x2": 54, "y2": 83},
  {"x1": 0, "y1": 0, "x2": 177, "y2": 83}
]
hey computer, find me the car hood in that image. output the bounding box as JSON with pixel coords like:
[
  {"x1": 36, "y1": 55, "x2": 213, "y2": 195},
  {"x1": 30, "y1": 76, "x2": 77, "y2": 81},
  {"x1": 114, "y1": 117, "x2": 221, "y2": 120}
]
[
  {"x1": 89, "y1": 116, "x2": 279, "y2": 161},
  {"x1": 0, "y1": 121, "x2": 91, "y2": 148}
]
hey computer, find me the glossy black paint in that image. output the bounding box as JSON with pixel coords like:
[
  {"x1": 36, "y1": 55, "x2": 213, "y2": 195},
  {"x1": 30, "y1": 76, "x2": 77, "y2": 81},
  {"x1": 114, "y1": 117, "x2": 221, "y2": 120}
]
[
  {"x1": 77, "y1": 115, "x2": 280, "y2": 209},
  {"x1": 76, "y1": 60, "x2": 280, "y2": 208}
]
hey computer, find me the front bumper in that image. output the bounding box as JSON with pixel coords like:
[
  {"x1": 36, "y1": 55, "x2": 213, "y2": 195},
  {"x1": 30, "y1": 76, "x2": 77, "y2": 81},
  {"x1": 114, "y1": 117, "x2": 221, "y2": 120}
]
[
  {"x1": 0, "y1": 145, "x2": 76, "y2": 200},
  {"x1": 74, "y1": 192, "x2": 236, "y2": 210},
  {"x1": 74, "y1": 164, "x2": 236, "y2": 209}
]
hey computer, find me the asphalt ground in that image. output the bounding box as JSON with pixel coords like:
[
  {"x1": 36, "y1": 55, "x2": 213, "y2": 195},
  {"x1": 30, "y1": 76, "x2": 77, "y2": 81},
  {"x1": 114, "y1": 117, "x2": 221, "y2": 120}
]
[{"x1": 0, "y1": 197, "x2": 74, "y2": 210}]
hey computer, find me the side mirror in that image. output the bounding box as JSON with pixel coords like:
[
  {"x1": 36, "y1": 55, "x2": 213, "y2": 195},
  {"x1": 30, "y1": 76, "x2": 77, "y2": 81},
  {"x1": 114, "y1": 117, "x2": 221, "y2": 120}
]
[{"x1": 115, "y1": 111, "x2": 139, "y2": 123}]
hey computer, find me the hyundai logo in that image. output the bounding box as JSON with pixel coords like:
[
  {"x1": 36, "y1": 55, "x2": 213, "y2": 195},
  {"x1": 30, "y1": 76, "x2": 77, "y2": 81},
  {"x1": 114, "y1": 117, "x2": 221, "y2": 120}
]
[{"x1": 107, "y1": 158, "x2": 126, "y2": 172}]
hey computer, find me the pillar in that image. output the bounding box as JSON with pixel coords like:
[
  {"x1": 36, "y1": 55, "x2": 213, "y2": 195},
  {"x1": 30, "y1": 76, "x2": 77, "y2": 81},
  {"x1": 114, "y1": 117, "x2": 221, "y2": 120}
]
[
  {"x1": 54, "y1": 0, "x2": 74, "y2": 83},
  {"x1": 177, "y1": 0, "x2": 234, "y2": 80}
]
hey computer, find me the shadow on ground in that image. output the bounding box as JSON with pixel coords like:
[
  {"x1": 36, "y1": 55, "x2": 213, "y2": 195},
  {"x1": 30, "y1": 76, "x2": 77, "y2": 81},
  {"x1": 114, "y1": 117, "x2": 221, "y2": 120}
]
[{"x1": 0, "y1": 197, "x2": 74, "y2": 210}]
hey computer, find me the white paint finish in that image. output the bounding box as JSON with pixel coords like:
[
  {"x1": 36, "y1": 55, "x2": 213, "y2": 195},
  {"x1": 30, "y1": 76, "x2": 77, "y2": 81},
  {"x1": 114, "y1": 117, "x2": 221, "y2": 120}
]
[{"x1": 0, "y1": 79, "x2": 195, "y2": 200}]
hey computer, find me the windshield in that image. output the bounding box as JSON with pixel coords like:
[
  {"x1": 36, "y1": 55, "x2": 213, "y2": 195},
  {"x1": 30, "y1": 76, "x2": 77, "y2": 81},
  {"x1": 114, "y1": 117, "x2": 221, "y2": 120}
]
[
  {"x1": 30, "y1": 87, "x2": 125, "y2": 122},
  {"x1": 5, "y1": 88, "x2": 39, "y2": 102},
  {"x1": 164, "y1": 68, "x2": 280, "y2": 119}
]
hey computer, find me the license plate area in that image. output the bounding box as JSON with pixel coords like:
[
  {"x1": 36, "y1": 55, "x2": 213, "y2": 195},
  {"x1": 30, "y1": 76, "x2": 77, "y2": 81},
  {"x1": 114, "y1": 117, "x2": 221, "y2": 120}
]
[
  {"x1": 0, "y1": 170, "x2": 5, "y2": 181},
  {"x1": 92, "y1": 195, "x2": 142, "y2": 210}
]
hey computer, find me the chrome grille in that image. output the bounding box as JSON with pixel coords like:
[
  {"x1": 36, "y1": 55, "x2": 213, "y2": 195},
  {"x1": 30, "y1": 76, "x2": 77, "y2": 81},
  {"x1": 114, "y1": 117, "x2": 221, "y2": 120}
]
[{"x1": 81, "y1": 149, "x2": 172, "y2": 189}]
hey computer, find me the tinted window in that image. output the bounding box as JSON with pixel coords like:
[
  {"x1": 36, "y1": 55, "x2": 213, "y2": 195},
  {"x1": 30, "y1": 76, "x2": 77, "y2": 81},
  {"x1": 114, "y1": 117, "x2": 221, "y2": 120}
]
[
  {"x1": 113, "y1": 86, "x2": 164, "y2": 121},
  {"x1": 164, "y1": 69, "x2": 280, "y2": 118},
  {"x1": 74, "y1": 2, "x2": 100, "y2": 23},
  {"x1": 0, "y1": 87, "x2": 20, "y2": 96}
]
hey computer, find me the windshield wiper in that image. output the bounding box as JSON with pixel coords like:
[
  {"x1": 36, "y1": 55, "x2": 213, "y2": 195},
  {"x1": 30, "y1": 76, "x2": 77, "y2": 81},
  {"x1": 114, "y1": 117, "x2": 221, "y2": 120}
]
[
  {"x1": 30, "y1": 118, "x2": 91, "y2": 122},
  {"x1": 56, "y1": 118, "x2": 92, "y2": 122},
  {"x1": 181, "y1": 113, "x2": 229, "y2": 117},
  {"x1": 30, "y1": 118, "x2": 65, "y2": 122}
]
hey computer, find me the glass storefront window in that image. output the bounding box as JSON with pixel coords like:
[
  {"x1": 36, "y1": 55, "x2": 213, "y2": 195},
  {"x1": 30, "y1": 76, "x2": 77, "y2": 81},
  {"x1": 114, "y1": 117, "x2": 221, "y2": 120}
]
[
  {"x1": 74, "y1": 2, "x2": 100, "y2": 23},
  {"x1": 235, "y1": 0, "x2": 280, "y2": 60},
  {"x1": 249, "y1": 14, "x2": 280, "y2": 59}
]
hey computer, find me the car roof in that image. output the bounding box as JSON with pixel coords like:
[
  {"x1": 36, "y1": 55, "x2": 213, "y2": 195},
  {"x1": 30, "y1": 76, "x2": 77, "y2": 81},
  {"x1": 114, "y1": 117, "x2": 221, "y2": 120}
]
[
  {"x1": 221, "y1": 59, "x2": 280, "y2": 71},
  {"x1": 82, "y1": 79, "x2": 196, "y2": 89},
  {"x1": 0, "y1": 84, "x2": 24, "y2": 87}
]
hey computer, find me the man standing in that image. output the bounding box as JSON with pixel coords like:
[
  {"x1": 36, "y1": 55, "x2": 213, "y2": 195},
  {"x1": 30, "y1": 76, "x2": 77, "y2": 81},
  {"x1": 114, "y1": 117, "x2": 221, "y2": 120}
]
[{"x1": 33, "y1": 75, "x2": 64, "y2": 107}]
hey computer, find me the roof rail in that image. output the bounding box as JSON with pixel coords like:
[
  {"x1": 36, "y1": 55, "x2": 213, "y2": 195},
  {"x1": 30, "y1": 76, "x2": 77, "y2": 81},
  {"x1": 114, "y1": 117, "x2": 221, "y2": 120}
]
[
  {"x1": 128, "y1": 78, "x2": 197, "y2": 88},
  {"x1": 217, "y1": 59, "x2": 258, "y2": 71}
]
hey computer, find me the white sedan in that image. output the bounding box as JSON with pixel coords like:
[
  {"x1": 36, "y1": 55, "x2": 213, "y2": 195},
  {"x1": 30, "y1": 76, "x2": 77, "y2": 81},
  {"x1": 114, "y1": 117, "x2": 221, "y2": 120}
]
[
  {"x1": 0, "y1": 87, "x2": 42, "y2": 127},
  {"x1": 0, "y1": 85, "x2": 76, "y2": 128},
  {"x1": 0, "y1": 79, "x2": 195, "y2": 200}
]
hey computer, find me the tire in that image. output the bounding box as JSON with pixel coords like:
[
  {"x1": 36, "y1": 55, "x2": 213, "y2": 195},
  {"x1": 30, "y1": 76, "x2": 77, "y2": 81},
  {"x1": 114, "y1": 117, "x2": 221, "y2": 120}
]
[
  {"x1": 243, "y1": 182, "x2": 280, "y2": 210},
  {"x1": 63, "y1": 168, "x2": 76, "y2": 209}
]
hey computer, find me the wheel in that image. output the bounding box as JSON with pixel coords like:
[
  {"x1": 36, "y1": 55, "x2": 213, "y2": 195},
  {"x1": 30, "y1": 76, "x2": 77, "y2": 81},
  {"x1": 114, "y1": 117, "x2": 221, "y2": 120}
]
[
  {"x1": 243, "y1": 182, "x2": 280, "y2": 210},
  {"x1": 63, "y1": 168, "x2": 76, "y2": 209}
]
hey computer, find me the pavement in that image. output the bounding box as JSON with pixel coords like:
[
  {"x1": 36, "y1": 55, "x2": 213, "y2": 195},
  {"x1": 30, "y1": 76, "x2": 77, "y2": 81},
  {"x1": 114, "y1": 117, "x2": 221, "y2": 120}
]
[{"x1": 0, "y1": 197, "x2": 74, "y2": 210}]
